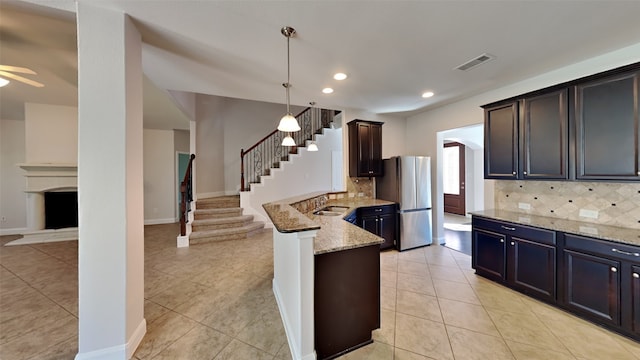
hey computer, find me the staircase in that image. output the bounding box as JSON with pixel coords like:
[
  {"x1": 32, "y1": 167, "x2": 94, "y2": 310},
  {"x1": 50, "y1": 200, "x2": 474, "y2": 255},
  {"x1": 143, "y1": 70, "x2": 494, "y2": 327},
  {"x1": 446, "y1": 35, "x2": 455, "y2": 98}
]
[{"x1": 189, "y1": 195, "x2": 265, "y2": 244}]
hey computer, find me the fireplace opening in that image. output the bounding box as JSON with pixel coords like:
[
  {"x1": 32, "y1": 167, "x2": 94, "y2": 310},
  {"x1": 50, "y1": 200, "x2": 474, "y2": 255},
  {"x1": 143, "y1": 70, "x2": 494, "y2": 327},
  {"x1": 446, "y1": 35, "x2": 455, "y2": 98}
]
[{"x1": 44, "y1": 191, "x2": 78, "y2": 229}]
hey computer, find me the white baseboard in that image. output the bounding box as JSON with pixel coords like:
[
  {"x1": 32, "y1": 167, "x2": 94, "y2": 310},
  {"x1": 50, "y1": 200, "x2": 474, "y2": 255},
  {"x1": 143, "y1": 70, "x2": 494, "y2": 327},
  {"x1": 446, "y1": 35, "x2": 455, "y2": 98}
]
[
  {"x1": 126, "y1": 318, "x2": 147, "y2": 359},
  {"x1": 144, "y1": 218, "x2": 176, "y2": 225},
  {"x1": 0, "y1": 227, "x2": 28, "y2": 236},
  {"x1": 75, "y1": 318, "x2": 146, "y2": 360}
]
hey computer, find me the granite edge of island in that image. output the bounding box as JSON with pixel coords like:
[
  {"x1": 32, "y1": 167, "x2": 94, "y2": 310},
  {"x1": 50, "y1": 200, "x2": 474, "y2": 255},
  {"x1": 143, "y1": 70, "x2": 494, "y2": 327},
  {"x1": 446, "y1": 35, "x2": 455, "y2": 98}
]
[
  {"x1": 470, "y1": 209, "x2": 640, "y2": 247},
  {"x1": 262, "y1": 192, "x2": 395, "y2": 255}
]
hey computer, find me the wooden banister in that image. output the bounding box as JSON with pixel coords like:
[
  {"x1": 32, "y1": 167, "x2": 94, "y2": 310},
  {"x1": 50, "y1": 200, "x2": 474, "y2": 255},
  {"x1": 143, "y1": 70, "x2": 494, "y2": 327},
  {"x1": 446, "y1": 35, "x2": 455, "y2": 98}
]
[{"x1": 180, "y1": 154, "x2": 196, "y2": 236}]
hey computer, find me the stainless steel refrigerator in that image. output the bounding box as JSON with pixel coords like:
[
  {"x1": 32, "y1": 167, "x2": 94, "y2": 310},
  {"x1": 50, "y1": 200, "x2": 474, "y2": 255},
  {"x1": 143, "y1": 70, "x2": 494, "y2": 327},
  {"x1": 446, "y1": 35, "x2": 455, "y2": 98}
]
[{"x1": 376, "y1": 156, "x2": 433, "y2": 251}]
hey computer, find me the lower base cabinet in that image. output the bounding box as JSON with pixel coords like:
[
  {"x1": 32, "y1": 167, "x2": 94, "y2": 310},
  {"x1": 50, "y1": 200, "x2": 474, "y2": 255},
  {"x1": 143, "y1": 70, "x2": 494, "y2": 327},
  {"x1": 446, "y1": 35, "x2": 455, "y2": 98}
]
[
  {"x1": 473, "y1": 216, "x2": 640, "y2": 342},
  {"x1": 358, "y1": 204, "x2": 397, "y2": 250},
  {"x1": 314, "y1": 244, "x2": 380, "y2": 359},
  {"x1": 472, "y1": 217, "x2": 556, "y2": 303}
]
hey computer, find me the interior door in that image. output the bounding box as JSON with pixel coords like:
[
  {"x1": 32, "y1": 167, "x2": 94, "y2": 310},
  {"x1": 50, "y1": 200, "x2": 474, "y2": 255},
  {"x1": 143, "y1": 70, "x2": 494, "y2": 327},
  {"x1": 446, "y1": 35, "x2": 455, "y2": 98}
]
[{"x1": 444, "y1": 142, "x2": 466, "y2": 215}]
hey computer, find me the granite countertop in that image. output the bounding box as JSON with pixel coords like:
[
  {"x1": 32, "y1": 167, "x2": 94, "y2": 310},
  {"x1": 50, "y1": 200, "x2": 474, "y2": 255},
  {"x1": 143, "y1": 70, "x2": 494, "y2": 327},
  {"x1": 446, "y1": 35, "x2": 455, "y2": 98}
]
[
  {"x1": 470, "y1": 209, "x2": 640, "y2": 247},
  {"x1": 263, "y1": 194, "x2": 394, "y2": 255}
]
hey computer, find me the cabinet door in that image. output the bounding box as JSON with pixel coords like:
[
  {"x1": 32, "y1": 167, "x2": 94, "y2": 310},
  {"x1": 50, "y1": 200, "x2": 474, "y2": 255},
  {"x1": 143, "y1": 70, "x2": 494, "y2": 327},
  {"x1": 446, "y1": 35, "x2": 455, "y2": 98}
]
[
  {"x1": 508, "y1": 237, "x2": 556, "y2": 302},
  {"x1": 484, "y1": 102, "x2": 519, "y2": 179},
  {"x1": 575, "y1": 71, "x2": 640, "y2": 180},
  {"x1": 361, "y1": 216, "x2": 378, "y2": 236},
  {"x1": 472, "y1": 228, "x2": 506, "y2": 281},
  {"x1": 378, "y1": 213, "x2": 396, "y2": 250},
  {"x1": 522, "y1": 89, "x2": 568, "y2": 179},
  {"x1": 357, "y1": 123, "x2": 372, "y2": 176},
  {"x1": 563, "y1": 250, "x2": 620, "y2": 326},
  {"x1": 369, "y1": 123, "x2": 383, "y2": 176},
  {"x1": 632, "y1": 265, "x2": 640, "y2": 336}
]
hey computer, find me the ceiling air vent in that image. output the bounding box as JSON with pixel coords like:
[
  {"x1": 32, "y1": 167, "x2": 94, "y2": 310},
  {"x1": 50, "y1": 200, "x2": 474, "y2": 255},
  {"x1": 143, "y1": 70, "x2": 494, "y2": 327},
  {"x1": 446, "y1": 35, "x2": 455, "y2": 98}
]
[{"x1": 455, "y1": 53, "x2": 495, "y2": 71}]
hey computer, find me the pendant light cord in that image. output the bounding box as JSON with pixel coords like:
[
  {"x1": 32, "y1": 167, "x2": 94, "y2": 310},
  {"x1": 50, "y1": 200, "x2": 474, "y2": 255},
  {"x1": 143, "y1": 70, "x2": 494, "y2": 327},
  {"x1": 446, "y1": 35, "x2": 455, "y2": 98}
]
[{"x1": 285, "y1": 34, "x2": 291, "y2": 114}]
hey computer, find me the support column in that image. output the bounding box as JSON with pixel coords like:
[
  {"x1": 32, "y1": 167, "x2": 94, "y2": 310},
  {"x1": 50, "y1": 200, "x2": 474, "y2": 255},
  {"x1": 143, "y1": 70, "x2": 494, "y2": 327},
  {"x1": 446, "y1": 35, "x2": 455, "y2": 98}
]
[{"x1": 76, "y1": 3, "x2": 145, "y2": 359}]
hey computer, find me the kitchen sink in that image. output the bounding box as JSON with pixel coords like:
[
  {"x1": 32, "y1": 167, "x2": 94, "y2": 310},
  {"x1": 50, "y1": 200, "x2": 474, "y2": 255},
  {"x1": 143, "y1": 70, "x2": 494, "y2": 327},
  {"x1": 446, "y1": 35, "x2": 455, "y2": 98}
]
[{"x1": 313, "y1": 206, "x2": 350, "y2": 216}]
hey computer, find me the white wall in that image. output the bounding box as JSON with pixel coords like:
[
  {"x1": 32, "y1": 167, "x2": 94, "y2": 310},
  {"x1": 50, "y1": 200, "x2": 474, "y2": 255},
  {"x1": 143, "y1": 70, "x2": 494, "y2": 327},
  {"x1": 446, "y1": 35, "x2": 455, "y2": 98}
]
[
  {"x1": 242, "y1": 128, "x2": 343, "y2": 226},
  {"x1": 407, "y1": 41, "x2": 640, "y2": 243},
  {"x1": 0, "y1": 119, "x2": 27, "y2": 233},
  {"x1": 25, "y1": 103, "x2": 78, "y2": 164},
  {"x1": 194, "y1": 95, "x2": 305, "y2": 197},
  {"x1": 143, "y1": 129, "x2": 176, "y2": 224},
  {"x1": 174, "y1": 129, "x2": 189, "y2": 153}
]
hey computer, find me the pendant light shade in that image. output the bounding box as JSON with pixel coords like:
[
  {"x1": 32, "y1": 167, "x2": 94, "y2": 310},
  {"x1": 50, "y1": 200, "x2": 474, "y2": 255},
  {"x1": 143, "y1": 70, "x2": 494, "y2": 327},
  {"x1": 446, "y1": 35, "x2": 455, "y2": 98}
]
[
  {"x1": 282, "y1": 134, "x2": 296, "y2": 146},
  {"x1": 278, "y1": 26, "x2": 300, "y2": 135},
  {"x1": 307, "y1": 142, "x2": 319, "y2": 152},
  {"x1": 278, "y1": 113, "x2": 300, "y2": 132}
]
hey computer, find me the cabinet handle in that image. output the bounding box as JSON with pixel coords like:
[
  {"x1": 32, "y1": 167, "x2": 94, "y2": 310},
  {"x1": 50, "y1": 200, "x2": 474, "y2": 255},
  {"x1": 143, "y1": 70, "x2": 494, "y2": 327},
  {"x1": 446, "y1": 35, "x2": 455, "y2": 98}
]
[
  {"x1": 500, "y1": 239, "x2": 505, "y2": 243},
  {"x1": 512, "y1": 171, "x2": 516, "y2": 175},
  {"x1": 611, "y1": 267, "x2": 617, "y2": 273},
  {"x1": 634, "y1": 273, "x2": 640, "y2": 279},
  {"x1": 501, "y1": 226, "x2": 516, "y2": 231},
  {"x1": 523, "y1": 171, "x2": 527, "y2": 175},
  {"x1": 510, "y1": 241, "x2": 515, "y2": 246},
  {"x1": 611, "y1": 248, "x2": 640, "y2": 257},
  {"x1": 375, "y1": 208, "x2": 383, "y2": 212}
]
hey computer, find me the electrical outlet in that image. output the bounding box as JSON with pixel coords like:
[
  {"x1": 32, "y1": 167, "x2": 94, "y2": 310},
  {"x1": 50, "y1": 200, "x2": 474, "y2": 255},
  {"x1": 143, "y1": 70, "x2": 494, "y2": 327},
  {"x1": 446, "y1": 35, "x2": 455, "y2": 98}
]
[
  {"x1": 518, "y1": 202, "x2": 531, "y2": 210},
  {"x1": 579, "y1": 209, "x2": 599, "y2": 219},
  {"x1": 357, "y1": 192, "x2": 364, "y2": 197}
]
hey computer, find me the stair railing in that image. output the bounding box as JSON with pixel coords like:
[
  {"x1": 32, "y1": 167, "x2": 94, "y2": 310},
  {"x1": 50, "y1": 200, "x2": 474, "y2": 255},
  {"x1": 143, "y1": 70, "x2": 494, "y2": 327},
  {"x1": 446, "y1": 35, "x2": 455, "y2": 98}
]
[
  {"x1": 240, "y1": 107, "x2": 334, "y2": 191},
  {"x1": 180, "y1": 154, "x2": 196, "y2": 236}
]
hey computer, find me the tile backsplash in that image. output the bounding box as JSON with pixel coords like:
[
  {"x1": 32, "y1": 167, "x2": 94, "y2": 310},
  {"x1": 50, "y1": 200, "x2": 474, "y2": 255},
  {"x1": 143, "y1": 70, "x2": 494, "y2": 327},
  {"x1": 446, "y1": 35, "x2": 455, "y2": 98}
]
[
  {"x1": 496, "y1": 180, "x2": 640, "y2": 229},
  {"x1": 346, "y1": 177, "x2": 374, "y2": 198}
]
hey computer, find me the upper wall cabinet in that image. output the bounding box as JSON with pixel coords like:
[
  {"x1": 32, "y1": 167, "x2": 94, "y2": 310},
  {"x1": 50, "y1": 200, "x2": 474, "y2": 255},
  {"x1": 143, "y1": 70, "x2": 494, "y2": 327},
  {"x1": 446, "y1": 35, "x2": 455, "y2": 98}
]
[
  {"x1": 522, "y1": 89, "x2": 569, "y2": 180},
  {"x1": 483, "y1": 62, "x2": 639, "y2": 182},
  {"x1": 348, "y1": 120, "x2": 383, "y2": 177},
  {"x1": 484, "y1": 102, "x2": 519, "y2": 179},
  {"x1": 575, "y1": 71, "x2": 640, "y2": 180},
  {"x1": 484, "y1": 89, "x2": 568, "y2": 180}
]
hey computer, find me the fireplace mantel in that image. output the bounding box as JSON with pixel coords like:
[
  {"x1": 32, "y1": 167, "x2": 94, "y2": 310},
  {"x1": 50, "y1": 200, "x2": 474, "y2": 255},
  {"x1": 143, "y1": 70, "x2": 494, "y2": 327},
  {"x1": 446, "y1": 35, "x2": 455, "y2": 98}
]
[{"x1": 19, "y1": 163, "x2": 78, "y2": 192}]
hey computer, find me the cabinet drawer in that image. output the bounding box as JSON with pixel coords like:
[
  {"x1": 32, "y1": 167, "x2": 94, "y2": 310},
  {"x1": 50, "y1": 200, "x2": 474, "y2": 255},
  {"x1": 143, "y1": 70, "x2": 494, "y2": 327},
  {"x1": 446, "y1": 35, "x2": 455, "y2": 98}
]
[
  {"x1": 472, "y1": 217, "x2": 556, "y2": 245},
  {"x1": 359, "y1": 205, "x2": 395, "y2": 217},
  {"x1": 564, "y1": 234, "x2": 640, "y2": 263}
]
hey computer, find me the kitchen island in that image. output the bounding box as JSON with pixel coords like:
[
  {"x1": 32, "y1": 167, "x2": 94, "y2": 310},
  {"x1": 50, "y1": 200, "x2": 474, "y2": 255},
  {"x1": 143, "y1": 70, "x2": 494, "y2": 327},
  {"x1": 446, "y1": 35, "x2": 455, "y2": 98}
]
[{"x1": 263, "y1": 193, "x2": 393, "y2": 360}]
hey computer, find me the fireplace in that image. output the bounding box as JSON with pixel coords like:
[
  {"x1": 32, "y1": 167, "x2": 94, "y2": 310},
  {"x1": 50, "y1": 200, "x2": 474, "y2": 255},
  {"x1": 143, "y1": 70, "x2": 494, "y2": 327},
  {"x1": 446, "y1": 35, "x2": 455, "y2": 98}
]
[
  {"x1": 44, "y1": 191, "x2": 78, "y2": 229},
  {"x1": 8, "y1": 163, "x2": 79, "y2": 245}
]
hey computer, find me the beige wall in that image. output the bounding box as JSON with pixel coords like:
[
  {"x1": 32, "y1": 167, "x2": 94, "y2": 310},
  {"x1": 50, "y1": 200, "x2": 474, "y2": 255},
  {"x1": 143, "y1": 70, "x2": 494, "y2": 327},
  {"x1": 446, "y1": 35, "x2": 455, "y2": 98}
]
[
  {"x1": 0, "y1": 119, "x2": 27, "y2": 233},
  {"x1": 25, "y1": 103, "x2": 78, "y2": 164},
  {"x1": 143, "y1": 129, "x2": 176, "y2": 223},
  {"x1": 194, "y1": 95, "x2": 305, "y2": 197}
]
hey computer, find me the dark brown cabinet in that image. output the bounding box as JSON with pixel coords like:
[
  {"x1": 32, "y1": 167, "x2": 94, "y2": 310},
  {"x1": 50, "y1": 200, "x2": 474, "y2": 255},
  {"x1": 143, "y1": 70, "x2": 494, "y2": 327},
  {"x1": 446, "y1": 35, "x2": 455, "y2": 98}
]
[
  {"x1": 632, "y1": 265, "x2": 640, "y2": 336},
  {"x1": 575, "y1": 71, "x2": 640, "y2": 180},
  {"x1": 483, "y1": 62, "x2": 640, "y2": 182},
  {"x1": 359, "y1": 204, "x2": 397, "y2": 250},
  {"x1": 473, "y1": 216, "x2": 640, "y2": 341},
  {"x1": 483, "y1": 89, "x2": 568, "y2": 180},
  {"x1": 348, "y1": 120, "x2": 383, "y2": 177},
  {"x1": 484, "y1": 102, "x2": 519, "y2": 179},
  {"x1": 562, "y1": 249, "x2": 620, "y2": 326},
  {"x1": 472, "y1": 217, "x2": 556, "y2": 302},
  {"x1": 521, "y1": 89, "x2": 569, "y2": 179},
  {"x1": 315, "y1": 244, "x2": 380, "y2": 359}
]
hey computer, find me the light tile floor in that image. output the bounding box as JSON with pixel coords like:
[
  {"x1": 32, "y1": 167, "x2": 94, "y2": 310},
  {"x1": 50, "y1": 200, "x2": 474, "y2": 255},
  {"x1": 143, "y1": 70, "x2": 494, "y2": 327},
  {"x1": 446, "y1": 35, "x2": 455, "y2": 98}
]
[{"x1": 1, "y1": 223, "x2": 640, "y2": 359}]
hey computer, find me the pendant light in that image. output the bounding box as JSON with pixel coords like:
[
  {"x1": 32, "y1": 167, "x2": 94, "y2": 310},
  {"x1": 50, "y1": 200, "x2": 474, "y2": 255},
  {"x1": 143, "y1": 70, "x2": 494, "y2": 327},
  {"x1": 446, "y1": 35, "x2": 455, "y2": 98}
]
[
  {"x1": 307, "y1": 142, "x2": 319, "y2": 151},
  {"x1": 278, "y1": 26, "x2": 301, "y2": 140}
]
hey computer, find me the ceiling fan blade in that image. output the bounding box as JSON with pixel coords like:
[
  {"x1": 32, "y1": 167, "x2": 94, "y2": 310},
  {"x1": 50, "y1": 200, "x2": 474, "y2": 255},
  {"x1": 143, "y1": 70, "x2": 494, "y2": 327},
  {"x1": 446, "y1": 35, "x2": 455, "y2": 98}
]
[
  {"x1": 0, "y1": 71, "x2": 44, "y2": 87},
  {"x1": 0, "y1": 65, "x2": 37, "y2": 75}
]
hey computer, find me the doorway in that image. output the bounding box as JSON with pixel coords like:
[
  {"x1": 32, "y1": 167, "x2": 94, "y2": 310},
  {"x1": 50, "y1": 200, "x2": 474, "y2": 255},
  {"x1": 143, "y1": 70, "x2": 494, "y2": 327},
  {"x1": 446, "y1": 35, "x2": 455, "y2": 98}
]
[{"x1": 443, "y1": 142, "x2": 465, "y2": 215}]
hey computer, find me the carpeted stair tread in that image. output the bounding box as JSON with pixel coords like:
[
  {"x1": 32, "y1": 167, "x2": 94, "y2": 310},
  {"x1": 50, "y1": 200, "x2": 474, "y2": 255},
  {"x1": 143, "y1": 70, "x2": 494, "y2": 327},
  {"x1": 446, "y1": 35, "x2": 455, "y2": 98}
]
[
  {"x1": 193, "y1": 214, "x2": 254, "y2": 225},
  {"x1": 194, "y1": 207, "x2": 243, "y2": 219},
  {"x1": 189, "y1": 221, "x2": 265, "y2": 244},
  {"x1": 196, "y1": 196, "x2": 240, "y2": 209}
]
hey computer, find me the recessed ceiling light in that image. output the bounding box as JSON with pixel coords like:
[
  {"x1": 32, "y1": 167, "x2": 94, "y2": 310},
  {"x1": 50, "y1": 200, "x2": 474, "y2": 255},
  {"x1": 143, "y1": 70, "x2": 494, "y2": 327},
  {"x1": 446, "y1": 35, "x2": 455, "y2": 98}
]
[
  {"x1": 422, "y1": 91, "x2": 434, "y2": 98},
  {"x1": 322, "y1": 88, "x2": 334, "y2": 94},
  {"x1": 333, "y1": 73, "x2": 347, "y2": 80}
]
